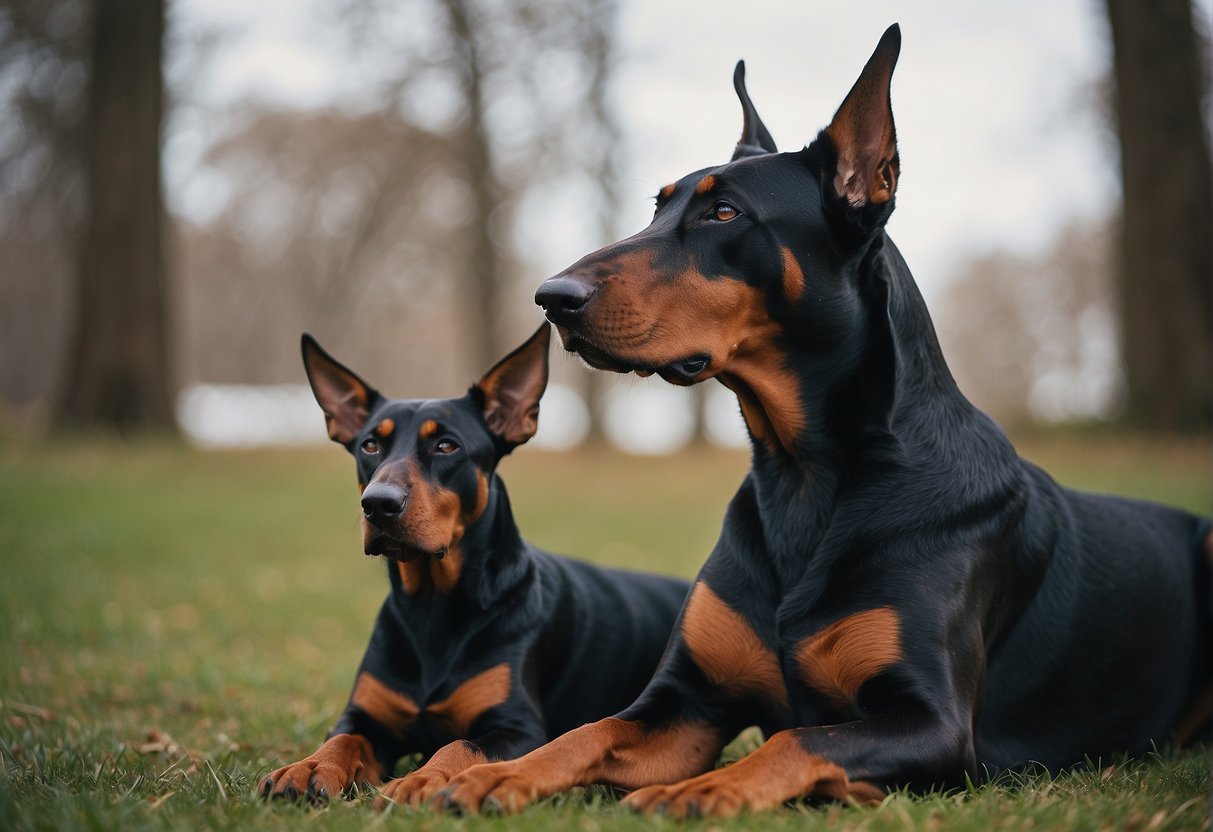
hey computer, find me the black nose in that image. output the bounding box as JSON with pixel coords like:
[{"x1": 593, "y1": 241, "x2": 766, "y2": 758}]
[
  {"x1": 361, "y1": 482, "x2": 406, "y2": 524},
  {"x1": 535, "y1": 276, "x2": 594, "y2": 323}
]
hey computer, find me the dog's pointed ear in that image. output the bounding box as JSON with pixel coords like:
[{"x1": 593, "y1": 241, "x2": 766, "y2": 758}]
[
  {"x1": 301, "y1": 334, "x2": 378, "y2": 446},
  {"x1": 474, "y1": 323, "x2": 551, "y2": 449},
  {"x1": 825, "y1": 24, "x2": 901, "y2": 208},
  {"x1": 731, "y1": 61, "x2": 778, "y2": 160}
]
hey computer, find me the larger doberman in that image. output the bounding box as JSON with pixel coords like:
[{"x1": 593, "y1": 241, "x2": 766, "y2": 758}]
[
  {"x1": 434, "y1": 25, "x2": 1212, "y2": 817},
  {"x1": 260, "y1": 324, "x2": 688, "y2": 807}
]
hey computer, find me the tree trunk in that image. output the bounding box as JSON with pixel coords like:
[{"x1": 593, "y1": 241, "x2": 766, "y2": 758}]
[
  {"x1": 441, "y1": 0, "x2": 504, "y2": 374},
  {"x1": 1105, "y1": 0, "x2": 1212, "y2": 431},
  {"x1": 583, "y1": 0, "x2": 621, "y2": 444},
  {"x1": 58, "y1": 0, "x2": 175, "y2": 433}
]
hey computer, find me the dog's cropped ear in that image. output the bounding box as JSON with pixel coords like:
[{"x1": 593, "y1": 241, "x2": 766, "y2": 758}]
[
  {"x1": 824, "y1": 24, "x2": 901, "y2": 208},
  {"x1": 301, "y1": 334, "x2": 378, "y2": 446},
  {"x1": 474, "y1": 323, "x2": 551, "y2": 450},
  {"x1": 731, "y1": 61, "x2": 778, "y2": 160}
]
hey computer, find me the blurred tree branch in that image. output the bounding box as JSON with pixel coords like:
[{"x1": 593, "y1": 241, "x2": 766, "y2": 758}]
[
  {"x1": 936, "y1": 221, "x2": 1121, "y2": 428},
  {"x1": 328, "y1": 0, "x2": 623, "y2": 371}
]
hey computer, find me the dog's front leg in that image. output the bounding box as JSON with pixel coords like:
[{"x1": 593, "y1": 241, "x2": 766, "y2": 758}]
[
  {"x1": 622, "y1": 704, "x2": 973, "y2": 818},
  {"x1": 373, "y1": 726, "x2": 544, "y2": 811},
  {"x1": 432, "y1": 711, "x2": 728, "y2": 814},
  {"x1": 260, "y1": 649, "x2": 417, "y2": 803}
]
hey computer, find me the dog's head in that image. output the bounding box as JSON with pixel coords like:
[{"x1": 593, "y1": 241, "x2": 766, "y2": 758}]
[
  {"x1": 301, "y1": 324, "x2": 550, "y2": 563},
  {"x1": 536, "y1": 25, "x2": 903, "y2": 454}
]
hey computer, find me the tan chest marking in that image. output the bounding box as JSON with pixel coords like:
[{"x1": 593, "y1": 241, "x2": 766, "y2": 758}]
[
  {"x1": 681, "y1": 582, "x2": 788, "y2": 708},
  {"x1": 351, "y1": 665, "x2": 512, "y2": 738},
  {"x1": 351, "y1": 672, "x2": 420, "y2": 734},
  {"x1": 795, "y1": 607, "x2": 902, "y2": 708},
  {"x1": 427, "y1": 663, "x2": 512, "y2": 736}
]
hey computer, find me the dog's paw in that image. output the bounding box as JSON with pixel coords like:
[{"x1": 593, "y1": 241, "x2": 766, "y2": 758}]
[
  {"x1": 431, "y1": 761, "x2": 537, "y2": 815},
  {"x1": 259, "y1": 734, "x2": 380, "y2": 804},
  {"x1": 623, "y1": 777, "x2": 746, "y2": 818},
  {"x1": 374, "y1": 770, "x2": 451, "y2": 811}
]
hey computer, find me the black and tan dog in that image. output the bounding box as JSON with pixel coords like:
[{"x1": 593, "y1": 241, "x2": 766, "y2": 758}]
[
  {"x1": 434, "y1": 25, "x2": 1212, "y2": 816},
  {"x1": 259, "y1": 323, "x2": 689, "y2": 807}
]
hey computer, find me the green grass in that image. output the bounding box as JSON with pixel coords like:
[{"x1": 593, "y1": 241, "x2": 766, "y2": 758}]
[{"x1": 0, "y1": 432, "x2": 1209, "y2": 830}]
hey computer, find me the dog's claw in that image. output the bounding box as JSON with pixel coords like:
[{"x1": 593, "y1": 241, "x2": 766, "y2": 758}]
[{"x1": 431, "y1": 789, "x2": 456, "y2": 814}]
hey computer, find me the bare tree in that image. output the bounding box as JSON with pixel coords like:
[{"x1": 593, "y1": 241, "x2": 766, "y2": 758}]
[
  {"x1": 0, "y1": 1, "x2": 90, "y2": 417},
  {"x1": 55, "y1": 0, "x2": 175, "y2": 432},
  {"x1": 176, "y1": 107, "x2": 473, "y2": 395},
  {"x1": 1104, "y1": 0, "x2": 1212, "y2": 431},
  {"x1": 434, "y1": 0, "x2": 512, "y2": 374},
  {"x1": 578, "y1": 0, "x2": 621, "y2": 443},
  {"x1": 335, "y1": 0, "x2": 623, "y2": 374},
  {"x1": 2, "y1": 0, "x2": 626, "y2": 425}
]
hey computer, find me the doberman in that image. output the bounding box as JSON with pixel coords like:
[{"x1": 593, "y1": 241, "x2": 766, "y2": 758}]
[
  {"x1": 434, "y1": 24, "x2": 1212, "y2": 817},
  {"x1": 259, "y1": 323, "x2": 689, "y2": 808}
]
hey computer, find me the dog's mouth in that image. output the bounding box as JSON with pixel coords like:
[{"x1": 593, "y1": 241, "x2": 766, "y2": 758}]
[
  {"x1": 559, "y1": 327, "x2": 713, "y2": 386},
  {"x1": 363, "y1": 529, "x2": 449, "y2": 562}
]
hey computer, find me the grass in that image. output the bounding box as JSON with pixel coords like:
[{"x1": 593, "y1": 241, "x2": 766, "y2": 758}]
[{"x1": 0, "y1": 431, "x2": 1209, "y2": 830}]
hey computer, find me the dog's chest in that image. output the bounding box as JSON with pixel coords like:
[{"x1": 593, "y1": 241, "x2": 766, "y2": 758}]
[
  {"x1": 680, "y1": 582, "x2": 903, "y2": 718},
  {"x1": 351, "y1": 663, "x2": 512, "y2": 744}
]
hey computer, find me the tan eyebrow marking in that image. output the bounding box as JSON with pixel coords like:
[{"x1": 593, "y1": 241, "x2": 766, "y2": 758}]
[
  {"x1": 781, "y1": 246, "x2": 805, "y2": 301},
  {"x1": 418, "y1": 419, "x2": 439, "y2": 440},
  {"x1": 695, "y1": 175, "x2": 716, "y2": 195},
  {"x1": 376, "y1": 418, "x2": 395, "y2": 437},
  {"x1": 659, "y1": 183, "x2": 676, "y2": 201}
]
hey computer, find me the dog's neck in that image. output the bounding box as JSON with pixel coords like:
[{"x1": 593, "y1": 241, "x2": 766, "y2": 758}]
[
  {"x1": 743, "y1": 234, "x2": 980, "y2": 461},
  {"x1": 735, "y1": 233, "x2": 1019, "y2": 574}
]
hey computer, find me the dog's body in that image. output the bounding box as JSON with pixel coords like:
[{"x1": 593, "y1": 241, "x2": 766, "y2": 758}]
[
  {"x1": 435, "y1": 25, "x2": 1212, "y2": 816},
  {"x1": 260, "y1": 325, "x2": 688, "y2": 806}
]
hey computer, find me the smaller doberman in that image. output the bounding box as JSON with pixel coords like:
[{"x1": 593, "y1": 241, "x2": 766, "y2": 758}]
[{"x1": 259, "y1": 323, "x2": 689, "y2": 808}]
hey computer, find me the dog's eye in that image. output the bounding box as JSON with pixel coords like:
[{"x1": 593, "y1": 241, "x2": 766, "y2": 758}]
[
  {"x1": 712, "y1": 201, "x2": 739, "y2": 222},
  {"x1": 360, "y1": 438, "x2": 380, "y2": 454},
  {"x1": 435, "y1": 439, "x2": 459, "y2": 454}
]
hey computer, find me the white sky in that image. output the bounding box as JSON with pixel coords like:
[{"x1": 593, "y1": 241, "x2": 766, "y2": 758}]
[{"x1": 163, "y1": 0, "x2": 1171, "y2": 303}]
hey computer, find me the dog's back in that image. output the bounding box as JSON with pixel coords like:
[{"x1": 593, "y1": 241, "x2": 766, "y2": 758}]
[{"x1": 978, "y1": 469, "x2": 1210, "y2": 770}]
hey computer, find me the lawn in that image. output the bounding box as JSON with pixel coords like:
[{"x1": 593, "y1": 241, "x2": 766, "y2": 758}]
[{"x1": 0, "y1": 432, "x2": 1209, "y2": 830}]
